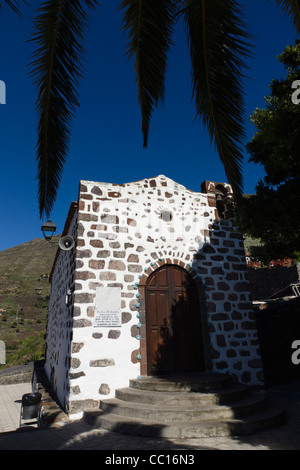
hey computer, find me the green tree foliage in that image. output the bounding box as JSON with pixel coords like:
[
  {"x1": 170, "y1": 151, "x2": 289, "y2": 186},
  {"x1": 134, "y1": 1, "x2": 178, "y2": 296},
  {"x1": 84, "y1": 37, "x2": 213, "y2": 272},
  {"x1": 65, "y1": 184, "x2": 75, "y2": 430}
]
[{"x1": 236, "y1": 40, "x2": 300, "y2": 263}]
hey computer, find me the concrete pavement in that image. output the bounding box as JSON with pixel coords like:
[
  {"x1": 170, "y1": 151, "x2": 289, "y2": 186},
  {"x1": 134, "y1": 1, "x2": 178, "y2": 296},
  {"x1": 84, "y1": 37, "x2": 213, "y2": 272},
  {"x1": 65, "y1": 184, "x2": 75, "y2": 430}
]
[
  {"x1": 0, "y1": 379, "x2": 299, "y2": 450},
  {"x1": 0, "y1": 382, "x2": 33, "y2": 433}
]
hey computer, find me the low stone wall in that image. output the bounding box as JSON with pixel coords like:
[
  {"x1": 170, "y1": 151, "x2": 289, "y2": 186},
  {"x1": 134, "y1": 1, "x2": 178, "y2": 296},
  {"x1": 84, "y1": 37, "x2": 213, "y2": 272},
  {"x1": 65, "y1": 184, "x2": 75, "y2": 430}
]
[{"x1": 0, "y1": 363, "x2": 34, "y2": 385}]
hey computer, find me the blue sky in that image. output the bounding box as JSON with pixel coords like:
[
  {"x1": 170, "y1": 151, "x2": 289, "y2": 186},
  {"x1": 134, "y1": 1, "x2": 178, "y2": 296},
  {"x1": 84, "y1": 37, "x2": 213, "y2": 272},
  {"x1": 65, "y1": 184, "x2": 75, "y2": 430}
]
[{"x1": 0, "y1": 0, "x2": 297, "y2": 251}]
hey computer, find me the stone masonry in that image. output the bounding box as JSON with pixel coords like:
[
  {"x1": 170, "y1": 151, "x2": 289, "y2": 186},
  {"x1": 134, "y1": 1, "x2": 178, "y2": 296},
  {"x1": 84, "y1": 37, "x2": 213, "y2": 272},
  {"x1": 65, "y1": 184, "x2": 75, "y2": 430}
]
[{"x1": 45, "y1": 175, "x2": 264, "y2": 419}]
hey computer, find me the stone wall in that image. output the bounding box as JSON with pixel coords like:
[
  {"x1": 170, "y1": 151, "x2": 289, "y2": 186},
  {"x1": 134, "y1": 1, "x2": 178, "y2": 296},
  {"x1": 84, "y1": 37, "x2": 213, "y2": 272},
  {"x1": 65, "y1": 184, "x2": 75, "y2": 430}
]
[
  {"x1": 47, "y1": 175, "x2": 264, "y2": 418},
  {"x1": 44, "y1": 203, "x2": 78, "y2": 411}
]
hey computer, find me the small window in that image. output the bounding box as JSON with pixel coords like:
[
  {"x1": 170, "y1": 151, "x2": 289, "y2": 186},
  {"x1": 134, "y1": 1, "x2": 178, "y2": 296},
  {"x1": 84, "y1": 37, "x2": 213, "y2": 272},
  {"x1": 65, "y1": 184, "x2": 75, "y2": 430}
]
[{"x1": 160, "y1": 210, "x2": 173, "y2": 222}]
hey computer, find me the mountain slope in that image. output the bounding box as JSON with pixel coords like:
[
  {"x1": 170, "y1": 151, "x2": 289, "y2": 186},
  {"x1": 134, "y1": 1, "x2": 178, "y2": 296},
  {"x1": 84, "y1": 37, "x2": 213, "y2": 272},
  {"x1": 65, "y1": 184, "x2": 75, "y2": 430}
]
[{"x1": 0, "y1": 236, "x2": 60, "y2": 368}]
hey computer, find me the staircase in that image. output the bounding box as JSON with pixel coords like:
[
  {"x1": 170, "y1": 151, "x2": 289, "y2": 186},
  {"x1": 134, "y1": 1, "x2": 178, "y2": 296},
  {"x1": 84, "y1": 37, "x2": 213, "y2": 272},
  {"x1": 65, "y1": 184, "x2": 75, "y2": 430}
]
[{"x1": 84, "y1": 373, "x2": 285, "y2": 438}]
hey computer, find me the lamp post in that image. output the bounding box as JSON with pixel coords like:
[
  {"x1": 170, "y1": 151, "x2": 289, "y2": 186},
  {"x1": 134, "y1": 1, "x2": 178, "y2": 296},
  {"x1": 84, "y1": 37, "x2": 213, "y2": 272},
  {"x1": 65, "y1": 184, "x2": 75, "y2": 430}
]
[{"x1": 41, "y1": 220, "x2": 56, "y2": 241}]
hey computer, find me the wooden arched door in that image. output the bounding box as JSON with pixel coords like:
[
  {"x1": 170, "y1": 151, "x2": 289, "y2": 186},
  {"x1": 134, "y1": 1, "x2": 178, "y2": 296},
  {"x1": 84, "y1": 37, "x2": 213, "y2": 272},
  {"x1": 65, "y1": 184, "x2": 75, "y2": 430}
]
[{"x1": 145, "y1": 264, "x2": 204, "y2": 375}]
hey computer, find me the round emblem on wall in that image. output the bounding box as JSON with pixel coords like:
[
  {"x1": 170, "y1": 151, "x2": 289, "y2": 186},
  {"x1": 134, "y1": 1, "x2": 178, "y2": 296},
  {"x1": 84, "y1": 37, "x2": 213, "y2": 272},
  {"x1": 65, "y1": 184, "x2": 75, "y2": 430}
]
[{"x1": 155, "y1": 206, "x2": 173, "y2": 222}]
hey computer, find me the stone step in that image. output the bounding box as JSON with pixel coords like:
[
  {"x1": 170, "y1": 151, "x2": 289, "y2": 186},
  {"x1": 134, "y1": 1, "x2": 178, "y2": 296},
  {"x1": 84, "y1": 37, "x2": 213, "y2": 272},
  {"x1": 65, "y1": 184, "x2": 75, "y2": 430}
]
[
  {"x1": 100, "y1": 392, "x2": 266, "y2": 421},
  {"x1": 84, "y1": 402, "x2": 285, "y2": 439},
  {"x1": 115, "y1": 383, "x2": 250, "y2": 406},
  {"x1": 84, "y1": 373, "x2": 285, "y2": 438},
  {"x1": 129, "y1": 373, "x2": 234, "y2": 393}
]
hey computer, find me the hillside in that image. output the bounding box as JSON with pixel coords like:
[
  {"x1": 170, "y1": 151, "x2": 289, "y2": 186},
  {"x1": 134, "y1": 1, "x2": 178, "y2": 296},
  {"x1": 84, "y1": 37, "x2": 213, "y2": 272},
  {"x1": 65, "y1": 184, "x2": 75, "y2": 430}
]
[{"x1": 0, "y1": 235, "x2": 60, "y2": 368}]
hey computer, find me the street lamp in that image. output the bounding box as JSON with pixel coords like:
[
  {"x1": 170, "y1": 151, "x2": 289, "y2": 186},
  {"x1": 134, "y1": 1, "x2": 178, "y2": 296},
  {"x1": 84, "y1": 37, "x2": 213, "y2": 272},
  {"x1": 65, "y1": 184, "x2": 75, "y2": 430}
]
[{"x1": 41, "y1": 220, "x2": 56, "y2": 241}]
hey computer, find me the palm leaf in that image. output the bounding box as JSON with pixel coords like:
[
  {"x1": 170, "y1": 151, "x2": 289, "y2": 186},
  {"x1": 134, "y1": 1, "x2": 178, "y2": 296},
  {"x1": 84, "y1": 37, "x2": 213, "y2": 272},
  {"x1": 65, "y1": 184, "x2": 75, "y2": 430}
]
[
  {"x1": 272, "y1": 0, "x2": 300, "y2": 31},
  {"x1": 119, "y1": 0, "x2": 177, "y2": 148},
  {"x1": 180, "y1": 0, "x2": 252, "y2": 201},
  {"x1": 0, "y1": 0, "x2": 25, "y2": 14},
  {"x1": 30, "y1": 0, "x2": 98, "y2": 219}
]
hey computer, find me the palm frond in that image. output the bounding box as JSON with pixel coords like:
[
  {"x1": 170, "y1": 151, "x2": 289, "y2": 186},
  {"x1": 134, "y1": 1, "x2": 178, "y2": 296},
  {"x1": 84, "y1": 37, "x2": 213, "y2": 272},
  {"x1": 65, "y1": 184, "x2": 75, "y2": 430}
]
[
  {"x1": 180, "y1": 0, "x2": 252, "y2": 201},
  {"x1": 30, "y1": 0, "x2": 98, "y2": 219},
  {"x1": 271, "y1": 0, "x2": 300, "y2": 31},
  {"x1": 119, "y1": 0, "x2": 177, "y2": 148},
  {"x1": 0, "y1": 0, "x2": 25, "y2": 15}
]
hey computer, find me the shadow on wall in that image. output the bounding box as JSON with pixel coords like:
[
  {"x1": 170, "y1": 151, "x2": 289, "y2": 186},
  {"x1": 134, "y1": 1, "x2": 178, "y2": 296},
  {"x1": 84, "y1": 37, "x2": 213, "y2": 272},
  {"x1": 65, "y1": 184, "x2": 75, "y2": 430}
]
[
  {"x1": 144, "y1": 213, "x2": 253, "y2": 381},
  {"x1": 44, "y1": 303, "x2": 73, "y2": 416}
]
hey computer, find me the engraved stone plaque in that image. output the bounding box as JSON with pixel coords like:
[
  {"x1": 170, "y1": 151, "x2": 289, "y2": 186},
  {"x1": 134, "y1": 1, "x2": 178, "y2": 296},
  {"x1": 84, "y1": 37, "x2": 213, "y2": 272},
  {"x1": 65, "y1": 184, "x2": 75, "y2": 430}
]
[{"x1": 94, "y1": 287, "x2": 121, "y2": 327}]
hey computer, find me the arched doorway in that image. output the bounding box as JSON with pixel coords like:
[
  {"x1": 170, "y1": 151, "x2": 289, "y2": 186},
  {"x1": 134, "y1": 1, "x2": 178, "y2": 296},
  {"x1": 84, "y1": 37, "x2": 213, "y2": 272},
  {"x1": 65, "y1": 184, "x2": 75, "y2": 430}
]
[{"x1": 145, "y1": 264, "x2": 205, "y2": 375}]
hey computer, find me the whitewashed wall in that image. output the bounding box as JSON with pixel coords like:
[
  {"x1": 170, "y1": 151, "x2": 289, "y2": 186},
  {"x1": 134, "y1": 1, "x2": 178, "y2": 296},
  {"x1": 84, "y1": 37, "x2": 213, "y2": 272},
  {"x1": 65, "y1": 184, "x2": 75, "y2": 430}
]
[{"x1": 46, "y1": 175, "x2": 264, "y2": 419}]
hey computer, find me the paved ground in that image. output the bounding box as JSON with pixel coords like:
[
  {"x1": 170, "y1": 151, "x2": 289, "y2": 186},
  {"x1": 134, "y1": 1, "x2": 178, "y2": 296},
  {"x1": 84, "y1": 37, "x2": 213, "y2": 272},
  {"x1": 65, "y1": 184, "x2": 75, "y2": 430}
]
[
  {"x1": 0, "y1": 382, "x2": 33, "y2": 433},
  {"x1": 0, "y1": 379, "x2": 299, "y2": 450}
]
